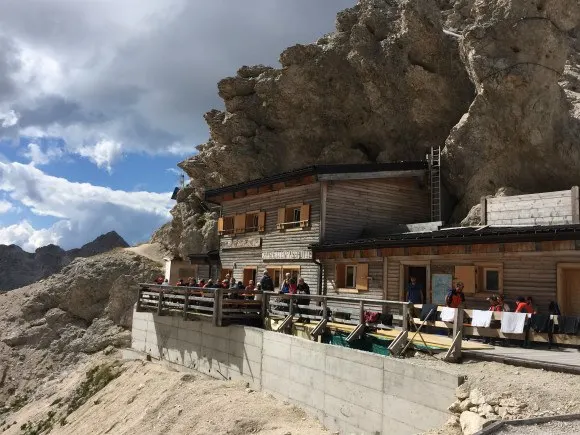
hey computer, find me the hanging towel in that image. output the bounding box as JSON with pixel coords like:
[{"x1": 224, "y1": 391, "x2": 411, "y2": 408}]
[
  {"x1": 501, "y1": 312, "x2": 527, "y2": 334},
  {"x1": 471, "y1": 310, "x2": 493, "y2": 328},
  {"x1": 420, "y1": 304, "x2": 438, "y2": 321},
  {"x1": 558, "y1": 316, "x2": 579, "y2": 334},
  {"x1": 530, "y1": 314, "x2": 551, "y2": 333},
  {"x1": 440, "y1": 307, "x2": 456, "y2": 322}
]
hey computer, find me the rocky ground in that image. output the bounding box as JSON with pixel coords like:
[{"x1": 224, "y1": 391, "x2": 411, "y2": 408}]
[
  {"x1": 1, "y1": 354, "x2": 327, "y2": 435},
  {"x1": 496, "y1": 420, "x2": 580, "y2": 434}
]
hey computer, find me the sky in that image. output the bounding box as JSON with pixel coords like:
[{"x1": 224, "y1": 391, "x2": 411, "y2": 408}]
[{"x1": 0, "y1": 0, "x2": 355, "y2": 252}]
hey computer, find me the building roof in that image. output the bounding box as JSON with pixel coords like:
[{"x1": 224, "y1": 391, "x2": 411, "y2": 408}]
[
  {"x1": 204, "y1": 161, "x2": 427, "y2": 202},
  {"x1": 310, "y1": 224, "x2": 580, "y2": 252}
]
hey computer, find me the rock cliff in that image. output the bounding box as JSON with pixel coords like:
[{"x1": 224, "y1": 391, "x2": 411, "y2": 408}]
[
  {"x1": 0, "y1": 250, "x2": 162, "y2": 406},
  {"x1": 154, "y1": 0, "x2": 580, "y2": 258},
  {"x1": 0, "y1": 231, "x2": 129, "y2": 291}
]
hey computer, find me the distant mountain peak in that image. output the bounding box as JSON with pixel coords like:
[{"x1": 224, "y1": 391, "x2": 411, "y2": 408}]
[{"x1": 0, "y1": 231, "x2": 130, "y2": 291}]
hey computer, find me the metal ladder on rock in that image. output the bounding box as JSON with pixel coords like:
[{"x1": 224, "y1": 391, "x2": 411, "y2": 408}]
[{"x1": 430, "y1": 147, "x2": 442, "y2": 222}]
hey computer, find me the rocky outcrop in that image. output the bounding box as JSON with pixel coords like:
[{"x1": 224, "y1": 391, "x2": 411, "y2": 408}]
[
  {"x1": 443, "y1": 0, "x2": 580, "y2": 219},
  {"x1": 0, "y1": 250, "x2": 162, "y2": 404},
  {"x1": 156, "y1": 0, "x2": 474, "y2": 258},
  {"x1": 0, "y1": 231, "x2": 129, "y2": 291},
  {"x1": 154, "y1": 0, "x2": 580, "y2": 255}
]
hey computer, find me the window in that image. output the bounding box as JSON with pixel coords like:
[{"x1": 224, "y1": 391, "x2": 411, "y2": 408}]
[
  {"x1": 277, "y1": 203, "x2": 311, "y2": 231},
  {"x1": 219, "y1": 216, "x2": 234, "y2": 235},
  {"x1": 246, "y1": 213, "x2": 259, "y2": 232},
  {"x1": 484, "y1": 269, "x2": 500, "y2": 292},
  {"x1": 220, "y1": 268, "x2": 233, "y2": 281},
  {"x1": 335, "y1": 263, "x2": 369, "y2": 292},
  {"x1": 345, "y1": 265, "x2": 356, "y2": 288},
  {"x1": 266, "y1": 266, "x2": 301, "y2": 290},
  {"x1": 218, "y1": 212, "x2": 266, "y2": 235}
]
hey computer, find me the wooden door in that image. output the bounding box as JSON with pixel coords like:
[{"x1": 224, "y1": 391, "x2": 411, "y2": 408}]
[{"x1": 563, "y1": 269, "x2": 580, "y2": 316}]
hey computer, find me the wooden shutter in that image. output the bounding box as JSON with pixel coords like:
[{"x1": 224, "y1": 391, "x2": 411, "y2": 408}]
[
  {"x1": 454, "y1": 266, "x2": 476, "y2": 294},
  {"x1": 277, "y1": 208, "x2": 286, "y2": 230},
  {"x1": 300, "y1": 203, "x2": 311, "y2": 227},
  {"x1": 356, "y1": 263, "x2": 369, "y2": 291},
  {"x1": 234, "y1": 214, "x2": 246, "y2": 234},
  {"x1": 258, "y1": 212, "x2": 266, "y2": 232},
  {"x1": 217, "y1": 217, "x2": 224, "y2": 235},
  {"x1": 336, "y1": 264, "x2": 346, "y2": 289}
]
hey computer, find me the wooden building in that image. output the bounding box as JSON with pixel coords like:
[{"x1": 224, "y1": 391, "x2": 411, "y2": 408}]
[
  {"x1": 204, "y1": 162, "x2": 431, "y2": 293},
  {"x1": 312, "y1": 225, "x2": 580, "y2": 315}
]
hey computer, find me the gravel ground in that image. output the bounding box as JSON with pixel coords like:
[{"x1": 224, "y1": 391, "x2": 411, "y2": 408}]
[{"x1": 496, "y1": 419, "x2": 580, "y2": 434}]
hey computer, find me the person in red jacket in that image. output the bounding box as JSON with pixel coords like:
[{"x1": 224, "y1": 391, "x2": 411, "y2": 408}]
[
  {"x1": 515, "y1": 296, "x2": 533, "y2": 313},
  {"x1": 446, "y1": 281, "x2": 466, "y2": 308}
]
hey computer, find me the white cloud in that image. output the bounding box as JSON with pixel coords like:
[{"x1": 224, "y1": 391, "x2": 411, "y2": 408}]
[
  {"x1": 77, "y1": 139, "x2": 123, "y2": 172},
  {"x1": 0, "y1": 199, "x2": 12, "y2": 214},
  {"x1": 0, "y1": 1, "x2": 353, "y2": 170},
  {"x1": 24, "y1": 143, "x2": 64, "y2": 166},
  {"x1": 0, "y1": 110, "x2": 19, "y2": 127},
  {"x1": 0, "y1": 161, "x2": 173, "y2": 250}
]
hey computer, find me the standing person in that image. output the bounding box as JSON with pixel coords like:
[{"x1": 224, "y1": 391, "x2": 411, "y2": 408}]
[
  {"x1": 280, "y1": 273, "x2": 291, "y2": 294},
  {"x1": 161, "y1": 279, "x2": 169, "y2": 287},
  {"x1": 260, "y1": 270, "x2": 274, "y2": 292},
  {"x1": 487, "y1": 296, "x2": 501, "y2": 311},
  {"x1": 515, "y1": 296, "x2": 533, "y2": 313},
  {"x1": 245, "y1": 280, "x2": 255, "y2": 292},
  {"x1": 446, "y1": 281, "x2": 466, "y2": 308},
  {"x1": 297, "y1": 278, "x2": 310, "y2": 307},
  {"x1": 526, "y1": 296, "x2": 537, "y2": 314},
  {"x1": 498, "y1": 294, "x2": 510, "y2": 312},
  {"x1": 406, "y1": 276, "x2": 424, "y2": 304},
  {"x1": 289, "y1": 277, "x2": 298, "y2": 295}
]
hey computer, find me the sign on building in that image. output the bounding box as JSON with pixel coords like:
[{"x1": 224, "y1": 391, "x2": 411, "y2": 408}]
[
  {"x1": 221, "y1": 237, "x2": 261, "y2": 250},
  {"x1": 262, "y1": 250, "x2": 312, "y2": 260}
]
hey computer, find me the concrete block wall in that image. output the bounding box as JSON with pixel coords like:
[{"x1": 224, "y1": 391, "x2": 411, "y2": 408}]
[
  {"x1": 132, "y1": 310, "x2": 463, "y2": 434},
  {"x1": 485, "y1": 188, "x2": 578, "y2": 226}
]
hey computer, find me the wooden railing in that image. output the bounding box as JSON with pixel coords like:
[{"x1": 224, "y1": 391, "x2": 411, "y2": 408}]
[
  {"x1": 409, "y1": 304, "x2": 580, "y2": 361},
  {"x1": 137, "y1": 284, "x2": 263, "y2": 326},
  {"x1": 262, "y1": 292, "x2": 413, "y2": 356}
]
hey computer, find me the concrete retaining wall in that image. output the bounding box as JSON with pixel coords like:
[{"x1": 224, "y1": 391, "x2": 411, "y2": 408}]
[
  {"x1": 132, "y1": 310, "x2": 463, "y2": 434},
  {"x1": 485, "y1": 189, "x2": 578, "y2": 226}
]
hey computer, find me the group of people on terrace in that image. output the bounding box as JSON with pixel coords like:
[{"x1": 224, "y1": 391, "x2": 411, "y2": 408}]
[
  {"x1": 153, "y1": 270, "x2": 311, "y2": 301},
  {"x1": 407, "y1": 275, "x2": 543, "y2": 314}
]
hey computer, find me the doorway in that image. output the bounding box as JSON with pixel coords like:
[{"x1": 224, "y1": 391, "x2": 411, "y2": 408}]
[
  {"x1": 558, "y1": 264, "x2": 580, "y2": 316},
  {"x1": 405, "y1": 266, "x2": 427, "y2": 303}
]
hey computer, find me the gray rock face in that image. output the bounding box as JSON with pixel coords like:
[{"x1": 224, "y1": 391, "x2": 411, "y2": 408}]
[
  {"x1": 443, "y1": 0, "x2": 580, "y2": 219},
  {"x1": 0, "y1": 231, "x2": 129, "y2": 291},
  {"x1": 155, "y1": 0, "x2": 580, "y2": 255},
  {"x1": 157, "y1": 0, "x2": 474, "y2": 258},
  {"x1": 0, "y1": 250, "x2": 162, "y2": 404}
]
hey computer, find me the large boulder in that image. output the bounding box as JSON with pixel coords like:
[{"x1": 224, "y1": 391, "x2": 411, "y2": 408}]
[{"x1": 443, "y1": 0, "x2": 580, "y2": 219}]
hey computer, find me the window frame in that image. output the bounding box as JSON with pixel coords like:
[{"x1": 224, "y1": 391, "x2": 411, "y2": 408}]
[
  {"x1": 474, "y1": 262, "x2": 504, "y2": 294},
  {"x1": 244, "y1": 210, "x2": 260, "y2": 233},
  {"x1": 277, "y1": 203, "x2": 311, "y2": 231},
  {"x1": 334, "y1": 263, "x2": 369, "y2": 293},
  {"x1": 222, "y1": 216, "x2": 235, "y2": 235},
  {"x1": 345, "y1": 265, "x2": 356, "y2": 289}
]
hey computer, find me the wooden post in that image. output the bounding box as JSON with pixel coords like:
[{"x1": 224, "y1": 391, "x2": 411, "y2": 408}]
[
  {"x1": 183, "y1": 291, "x2": 189, "y2": 320},
  {"x1": 261, "y1": 292, "x2": 268, "y2": 324},
  {"x1": 322, "y1": 298, "x2": 328, "y2": 320},
  {"x1": 157, "y1": 289, "x2": 164, "y2": 316},
  {"x1": 402, "y1": 303, "x2": 409, "y2": 332},
  {"x1": 212, "y1": 289, "x2": 219, "y2": 326},
  {"x1": 359, "y1": 300, "x2": 365, "y2": 324},
  {"x1": 217, "y1": 288, "x2": 224, "y2": 327},
  {"x1": 444, "y1": 308, "x2": 464, "y2": 362},
  {"x1": 289, "y1": 296, "x2": 295, "y2": 317},
  {"x1": 136, "y1": 287, "x2": 143, "y2": 312}
]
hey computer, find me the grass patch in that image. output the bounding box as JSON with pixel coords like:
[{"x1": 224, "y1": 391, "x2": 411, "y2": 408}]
[{"x1": 19, "y1": 361, "x2": 124, "y2": 435}]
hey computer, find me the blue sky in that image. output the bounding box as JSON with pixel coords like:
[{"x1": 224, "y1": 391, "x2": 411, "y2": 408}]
[{"x1": 0, "y1": 0, "x2": 354, "y2": 251}]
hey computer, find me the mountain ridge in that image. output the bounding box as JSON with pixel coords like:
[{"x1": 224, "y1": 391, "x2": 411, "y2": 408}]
[{"x1": 0, "y1": 231, "x2": 129, "y2": 291}]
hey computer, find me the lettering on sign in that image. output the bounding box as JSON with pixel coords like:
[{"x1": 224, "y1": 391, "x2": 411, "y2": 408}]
[
  {"x1": 262, "y1": 250, "x2": 312, "y2": 260},
  {"x1": 221, "y1": 237, "x2": 261, "y2": 250}
]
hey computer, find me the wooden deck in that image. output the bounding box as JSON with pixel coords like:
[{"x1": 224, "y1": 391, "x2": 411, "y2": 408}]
[{"x1": 464, "y1": 346, "x2": 580, "y2": 374}]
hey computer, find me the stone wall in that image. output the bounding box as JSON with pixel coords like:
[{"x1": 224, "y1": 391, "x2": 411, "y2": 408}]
[
  {"x1": 131, "y1": 310, "x2": 464, "y2": 434},
  {"x1": 485, "y1": 188, "x2": 579, "y2": 226}
]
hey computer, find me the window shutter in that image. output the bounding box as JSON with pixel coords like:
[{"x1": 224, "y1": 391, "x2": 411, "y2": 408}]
[
  {"x1": 454, "y1": 265, "x2": 476, "y2": 294},
  {"x1": 336, "y1": 264, "x2": 346, "y2": 289},
  {"x1": 356, "y1": 263, "x2": 369, "y2": 291},
  {"x1": 277, "y1": 208, "x2": 286, "y2": 230},
  {"x1": 300, "y1": 203, "x2": 311, "y2": 227},
  {"x1": 217, "y1": 217, "x2": 224, "y2": 234},
  {"x1": 258, "y1": 212, "x2": 266, "y2": 232},
  {"x1": 234, "y1": 214, "x2": 246, "y2": 234}
]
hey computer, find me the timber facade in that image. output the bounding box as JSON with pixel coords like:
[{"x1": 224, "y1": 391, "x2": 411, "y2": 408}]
[
  {"x1": 313, "y1": 226, "x2": 580, "y2": 316},
  {"x1": 205, "y1": 163, "x2": 430, "y2": 293}
]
